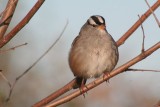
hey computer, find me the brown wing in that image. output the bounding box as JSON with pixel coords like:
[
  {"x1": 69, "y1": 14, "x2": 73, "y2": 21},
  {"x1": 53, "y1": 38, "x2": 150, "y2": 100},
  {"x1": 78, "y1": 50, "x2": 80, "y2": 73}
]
[{"x1": 71, "y1": 35, "x2": 80, "y2": 46}]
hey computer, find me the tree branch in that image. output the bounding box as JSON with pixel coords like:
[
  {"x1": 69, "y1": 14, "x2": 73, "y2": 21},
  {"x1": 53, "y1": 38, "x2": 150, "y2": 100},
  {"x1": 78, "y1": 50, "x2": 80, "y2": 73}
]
[
  {"x1": 116, "y1": 0, "x2": 160, "y2": 46},
  {"x1": 145, "y1": 0, "x2": 160, "y2": 27},
  {"x1": 0, "y1": 42, "x2": 27, "y2": 53},
  {"x1": 0, "y1": 0, "x2": 19, "y2": 39},
  {"x1": 5, "y1": 21, "x2": 68, "y2": 101},
  {"x1": 46, "y1": 42, "x2": 160, "y2": 107},
  {"x1": 0, "y1": 0, "x2": 45, "y2": 48},
  {"x1": 138, "y1": 14, "x2": 145, "y2": 52},
  {"x1": 126, "y1": 68, "x2": 160, "y2": 72},
  {"x1": 0, "y1": 70, "x2": 12, "y2": 88}
]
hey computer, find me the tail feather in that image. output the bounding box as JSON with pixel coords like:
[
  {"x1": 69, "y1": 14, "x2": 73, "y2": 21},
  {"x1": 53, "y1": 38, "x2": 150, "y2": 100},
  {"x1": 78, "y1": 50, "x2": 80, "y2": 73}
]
[{"x1": 73, "y1": 77, "x2": 87, "y2": 89}]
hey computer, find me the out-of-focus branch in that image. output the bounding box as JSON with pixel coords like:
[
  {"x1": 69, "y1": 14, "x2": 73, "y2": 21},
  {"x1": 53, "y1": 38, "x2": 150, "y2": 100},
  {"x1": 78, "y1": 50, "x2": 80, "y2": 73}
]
[
  {"x1": 33, "y1": 1, "x2": 160, "y2": 107},
  {"x1": 0, "y1": 0, "x2": 18, "y2": 17},
  {"x1": 117, "y1": 1, "x2": 160, "y2": 46},
  {"x1": 5, "y1": 21, "x2": 68, "y2": 101},
  {"x1": 0, "y1": 70, "x2": 12, "y2": 88},
  {"x1": 127, "y1": 68, "x2": 160, "y2": 72},
  {"x1": 0, "y1": 0, "x2": 45, "y2": 48},
  {"x1": 0, "y1": 0, "x2": 18, "y2": 39},
  {"x1": 145, "y1": 0, "x2": 160, "y2": 27},
  {"x1": 0, "y1": 42, "x2": 27, "y2": 53},
  {"x1": 46, "y1": 42, "x2": 160, "y2": 107},
  {"x1": 0, "y1": 14, "x2": 13, "y2": 27}
]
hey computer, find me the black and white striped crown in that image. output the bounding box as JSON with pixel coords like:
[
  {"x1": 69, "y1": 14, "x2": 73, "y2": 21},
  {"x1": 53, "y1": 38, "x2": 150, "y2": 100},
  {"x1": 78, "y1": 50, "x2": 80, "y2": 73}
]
[{"x1": 87, "y1": 15, "x2": 105, "y2": 26}]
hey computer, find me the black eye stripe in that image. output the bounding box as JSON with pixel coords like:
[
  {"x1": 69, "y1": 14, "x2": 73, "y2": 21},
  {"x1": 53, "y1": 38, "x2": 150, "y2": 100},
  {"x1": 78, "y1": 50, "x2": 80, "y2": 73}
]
[
  {"x1": 91, "y1": 16, "x2": 105, "y2": 25},
  {"x1": 91, "y1": 16, "x2": 101, "y2": 25}
]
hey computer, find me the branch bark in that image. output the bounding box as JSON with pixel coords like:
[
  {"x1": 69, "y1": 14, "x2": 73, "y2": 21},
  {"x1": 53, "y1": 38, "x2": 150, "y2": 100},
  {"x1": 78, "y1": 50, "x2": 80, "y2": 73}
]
[{"x1": 0, "y1": 0, "x2": 18, "y2": 39}]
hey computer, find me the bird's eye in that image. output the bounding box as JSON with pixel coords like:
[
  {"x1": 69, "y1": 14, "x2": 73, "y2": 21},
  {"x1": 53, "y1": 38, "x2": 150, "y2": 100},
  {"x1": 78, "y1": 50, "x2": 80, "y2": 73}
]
[{"x1": 92, "y1": 24, "x2": 97, "y2": 27}]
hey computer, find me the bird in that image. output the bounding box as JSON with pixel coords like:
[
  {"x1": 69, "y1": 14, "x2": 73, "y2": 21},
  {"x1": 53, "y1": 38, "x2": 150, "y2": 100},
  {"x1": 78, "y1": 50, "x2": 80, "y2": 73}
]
[{"x1": 69, "y1": 15, "x2": 119, "y2": 90}]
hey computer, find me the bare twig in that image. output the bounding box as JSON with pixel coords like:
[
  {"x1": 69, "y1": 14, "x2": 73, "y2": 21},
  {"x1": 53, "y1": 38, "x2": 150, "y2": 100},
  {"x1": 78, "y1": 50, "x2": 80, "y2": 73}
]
[
  {"x1": 0, "y1": 0, "x2": 45, "y2": 48},
  {"x1": 0, "y1": 42, "x2": 27, "y2": 53},
  {"x1": 46, "y1": 42, "x2": 160, "y2": 107},
  {"x1": 145, "y1": 0, "x2": 160, "y2": 27},
  {"x1": 0, "y1": 70, "x2": 12, "y2": 88},
  {"x1": 0, "y1": 0, "x2": 19, "y2": 39},
  {"x1": 117, "y1": 1, "x2": 160, "y2": 46},
  {"x1": 138, "y1": 14, "x2": 145, "y2": 53},
  {"x1": 6, "y1": 21, "x2": 68, "y2": 101},
  {"x1": 127, "y1": 68, "x2": 160, "y2": 72}
]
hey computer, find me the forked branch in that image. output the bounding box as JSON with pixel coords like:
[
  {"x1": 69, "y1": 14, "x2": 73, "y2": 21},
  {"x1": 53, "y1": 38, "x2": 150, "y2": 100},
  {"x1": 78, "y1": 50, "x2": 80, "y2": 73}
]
[
  {"x1": 116, "y1": 0, "x2": 160, "y2": 46},
  {"x1": 0, "y1": 0, "x2": 45, "y2": 48}
]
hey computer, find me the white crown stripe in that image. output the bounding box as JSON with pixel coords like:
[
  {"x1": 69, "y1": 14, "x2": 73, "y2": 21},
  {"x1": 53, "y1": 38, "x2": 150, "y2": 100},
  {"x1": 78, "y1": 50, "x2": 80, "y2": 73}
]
[
  {"x1": 88, "y1": 18, "x2": 97, "y2": 25},
  {"x1": 97, "y1": 16, "x2": 104, "y2": 23}
]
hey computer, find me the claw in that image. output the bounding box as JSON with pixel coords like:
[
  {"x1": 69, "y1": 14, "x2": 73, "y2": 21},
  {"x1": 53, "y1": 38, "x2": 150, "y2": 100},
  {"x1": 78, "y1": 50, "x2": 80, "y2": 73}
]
[
  {"x1": 75, "y1": 77, "x2": 88, "y2": 98},
  {"x1": 103, "y1": 72, "x2": 111, "y2": 84},
  {"x1": 79, "y1": 78, "x2": 88, "y2": 98}
]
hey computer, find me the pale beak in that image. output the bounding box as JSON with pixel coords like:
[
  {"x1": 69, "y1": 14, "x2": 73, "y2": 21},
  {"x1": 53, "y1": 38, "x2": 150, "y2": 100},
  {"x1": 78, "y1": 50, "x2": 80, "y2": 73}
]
[{"x1": 97, "y1": 24, "x2": 106, "y2": 30}]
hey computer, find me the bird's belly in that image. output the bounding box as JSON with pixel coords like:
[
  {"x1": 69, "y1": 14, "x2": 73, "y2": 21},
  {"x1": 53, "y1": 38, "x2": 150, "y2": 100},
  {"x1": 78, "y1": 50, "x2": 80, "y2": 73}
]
[{"x1": 77, "y1": 48, "x2": 115, "y2": 79}]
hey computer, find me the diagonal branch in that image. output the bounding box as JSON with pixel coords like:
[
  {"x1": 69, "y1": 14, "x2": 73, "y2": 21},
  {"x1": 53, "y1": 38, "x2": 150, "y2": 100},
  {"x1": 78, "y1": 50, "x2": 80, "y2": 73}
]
[
  {"x1": 0, "y1": 0, "x2": 19, "y2": 39},
  {"x1": 145, "y1": 0, "x2": 160, "y2": 27},
  {"x1": 116, "y1": 0, "x2": 160, "y2": 46},
  {"x1": 0, "y1": 42, "x2": 27, "y2": 53},
  {"x1": 0, "y1": 14, "x2": 13, "y2": 27},
  {"x1": 0, "y1": 0, "x2": 45, "y2": 48},
  {"x1": 5, "y1": 21, "x2": 68, "y2": 101},
  {"x1": 46, "y1": 42, "x2": 160, "y2": 107},
  {"x1": 126, "y1": 68, "x2": 160, "y2": 72}
]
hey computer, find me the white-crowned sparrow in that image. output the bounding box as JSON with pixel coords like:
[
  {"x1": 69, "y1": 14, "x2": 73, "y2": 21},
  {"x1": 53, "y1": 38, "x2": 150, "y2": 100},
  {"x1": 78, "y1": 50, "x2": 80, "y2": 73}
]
[{"x1": 69, "y1": 15, "x2": 119, "y2": 89}]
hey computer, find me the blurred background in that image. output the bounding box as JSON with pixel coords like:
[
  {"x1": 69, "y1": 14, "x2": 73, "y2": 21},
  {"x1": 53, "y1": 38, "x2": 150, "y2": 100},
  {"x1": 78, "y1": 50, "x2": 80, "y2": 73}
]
[{"x1": 0, "y1": 0, "x2": 160, "y2": 107}]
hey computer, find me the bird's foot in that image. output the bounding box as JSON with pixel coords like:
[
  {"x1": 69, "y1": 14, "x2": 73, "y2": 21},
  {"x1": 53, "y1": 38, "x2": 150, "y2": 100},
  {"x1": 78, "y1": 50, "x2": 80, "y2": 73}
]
[
  {"x1": 103, "y1": 72, "x2": 111, "y2": 83},
  {"x1": 79, "y1": 78, "x2": 88, "y2": 98}
]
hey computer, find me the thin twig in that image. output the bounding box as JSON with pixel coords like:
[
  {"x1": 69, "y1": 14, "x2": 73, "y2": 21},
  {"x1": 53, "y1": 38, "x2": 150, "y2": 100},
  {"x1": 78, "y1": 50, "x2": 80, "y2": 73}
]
[
  {"x1": 0, "y1": 42, "x2": 27, "y2": 53},
  {"x1": 127, "y1": 68, "x2": 160, "y2": 72},
  {"x1": 145, "y1": 0, "x2": 160, "y2": 27},
  {"x1": 6, "y1": 21, "x2": 68, "y2": 101},
  {"x1": 46, "y1": 42, "x2": 160, "y2": 107},
  {"x1": 0, "y1": 70, "x2": 12, "y2": 88},
  {"x1": 0, "y1": 0, "x2": 45, "y2": 48},
  {"x1": 138, "y1": 14, "x2": 145, "y2": 53}
]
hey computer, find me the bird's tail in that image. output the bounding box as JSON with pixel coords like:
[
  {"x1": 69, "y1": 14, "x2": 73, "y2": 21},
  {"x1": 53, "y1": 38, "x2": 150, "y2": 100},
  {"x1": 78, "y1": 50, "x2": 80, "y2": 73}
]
[{"x1": 73, "y1": 77, "x2": 87, "y2": 89}]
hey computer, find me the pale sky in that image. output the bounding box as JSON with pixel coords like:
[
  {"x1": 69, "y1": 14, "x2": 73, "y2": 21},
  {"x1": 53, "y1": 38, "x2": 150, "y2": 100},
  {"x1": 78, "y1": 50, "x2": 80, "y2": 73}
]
[{"x1": 0, "y1": 0, "x2": 160, "y2": 107}]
